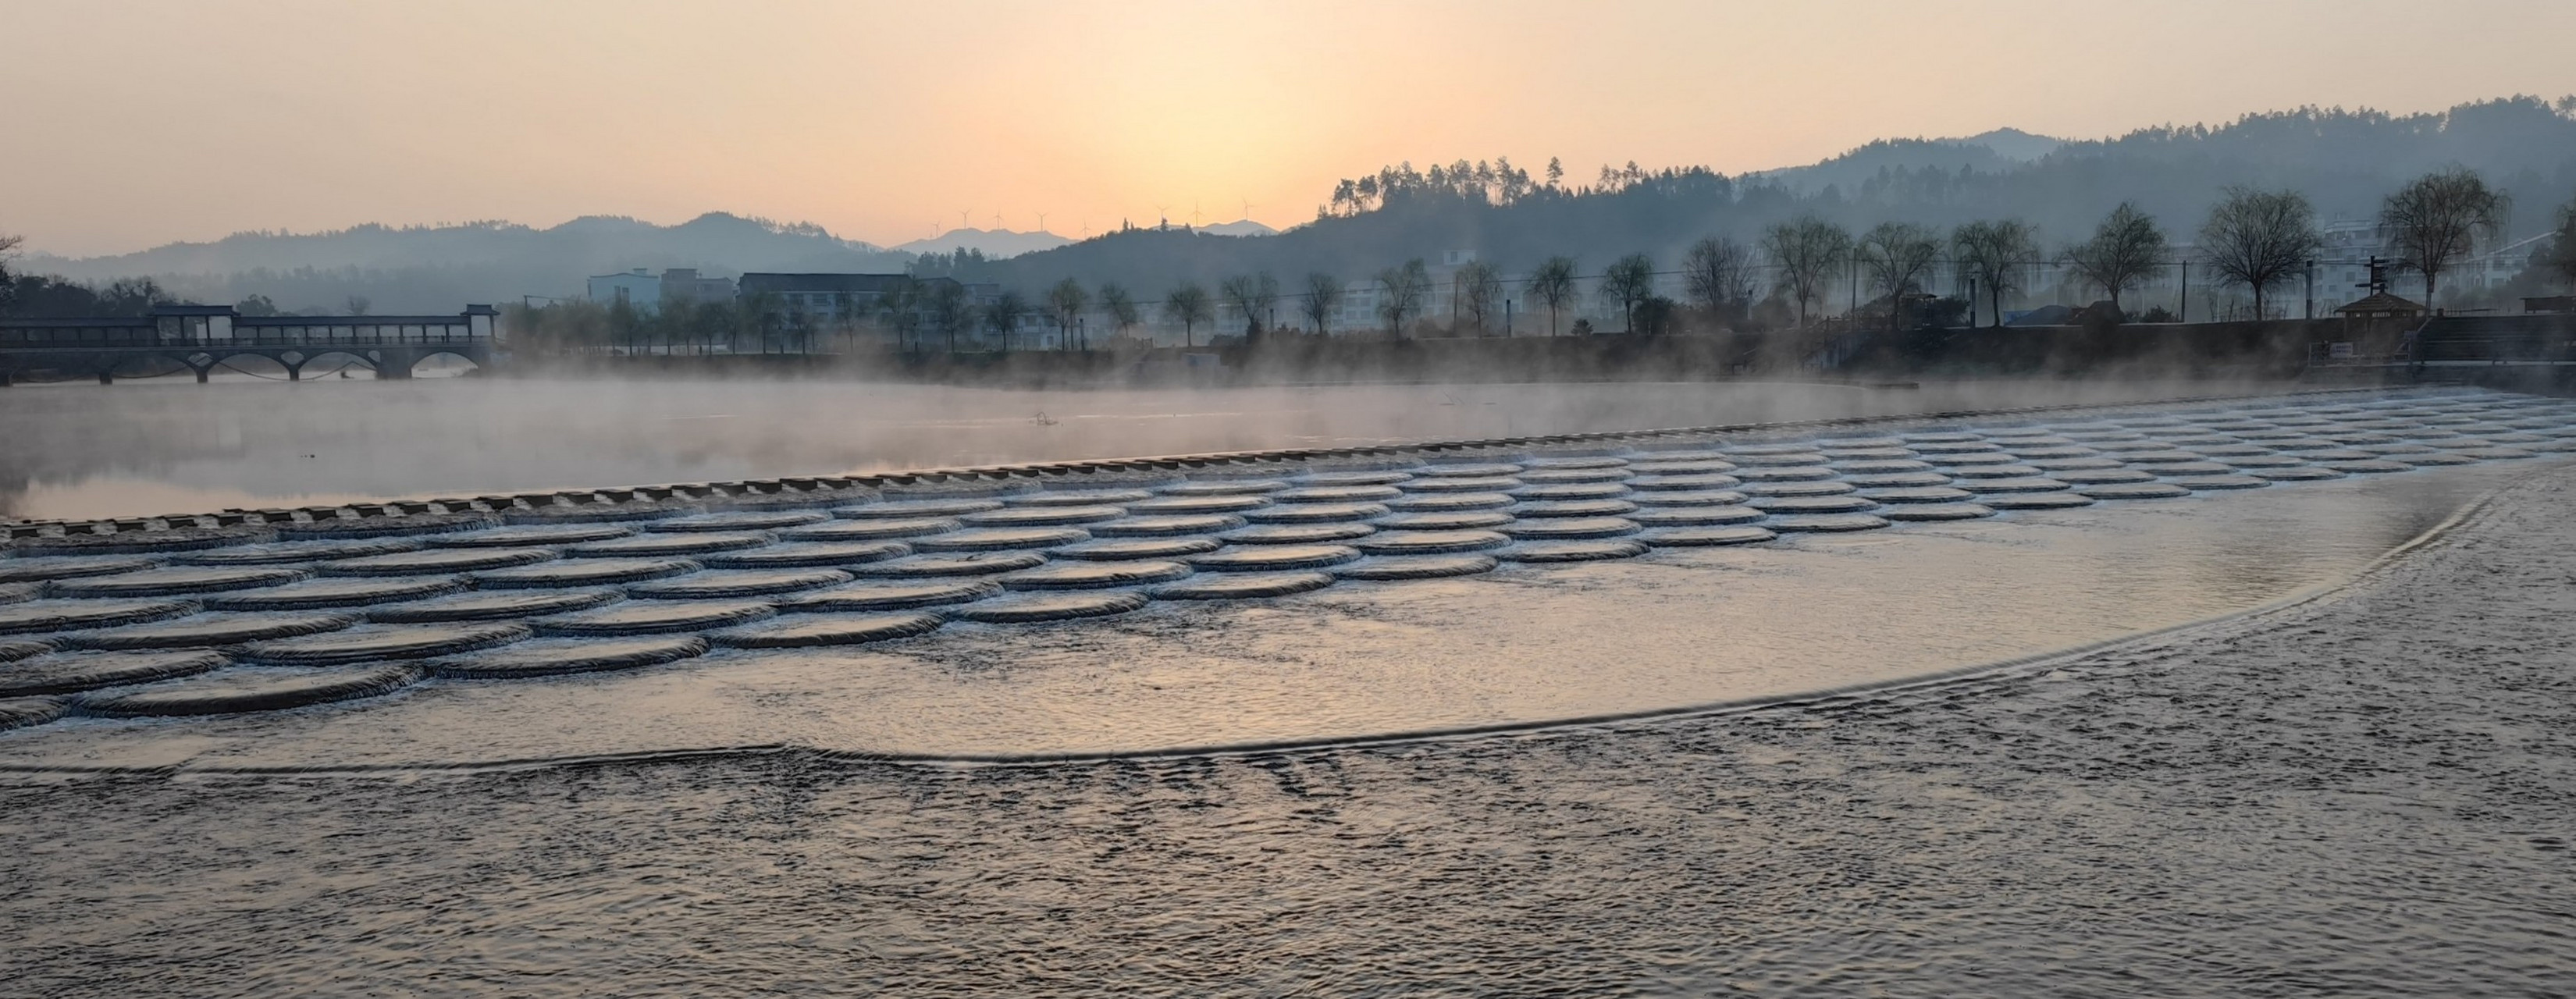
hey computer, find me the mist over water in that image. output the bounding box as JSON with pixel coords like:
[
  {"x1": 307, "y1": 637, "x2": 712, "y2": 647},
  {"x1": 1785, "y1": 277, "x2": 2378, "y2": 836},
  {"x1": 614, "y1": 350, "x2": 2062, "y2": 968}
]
[{"x1": 0, "y1": 375, "x2": 2282, "y2": 522}]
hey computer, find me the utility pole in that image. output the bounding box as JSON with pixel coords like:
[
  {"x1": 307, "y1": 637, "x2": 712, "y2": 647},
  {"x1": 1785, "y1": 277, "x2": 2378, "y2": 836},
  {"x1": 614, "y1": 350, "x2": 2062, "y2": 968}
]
[
  {"x1": 1504, "y1": 297, "x2": 1513, "y2": 338},
  {"x1": 2178, "y1": 260, "x2": 2189, "y2": 323},
  {"x1": 2304, "y1": 259, "x2": 2316, "y2": 320}
]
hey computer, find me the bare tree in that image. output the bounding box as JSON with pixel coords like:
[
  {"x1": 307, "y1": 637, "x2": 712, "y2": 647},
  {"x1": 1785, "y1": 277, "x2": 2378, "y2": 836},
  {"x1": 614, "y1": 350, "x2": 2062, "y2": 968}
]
[
  {"x1": 1163, "y1": 282, "x2": 1212, "y2": 347},
  {"x1": 1456, "y1": 260, "x2": 1503, "y2": 334},
  {"x1": 1045, "y1": 278, "x2": 1089, "y2": 350},
  {"x1": 1951, "y1": 219, "x2": 2038, "y2": 327},
  {"x1": 1763, "y1": 215, "x2": 1852, "y2": 326},
  {"x1": 1098, "y1": 282, "x2": 1140, "y2": 340},
  {"x1": 2544, "y1": 196, "x2": 2576, "y2": 292},
  {"x1": 1524, "y1": 256, "x2": 1578, "y2": 336},
  {"x1": 875, "y1": 275, "x2": 923, "y2": 352},
  {"x1": 984, "y1": 289, "x2": 1028, "y2": 352},
  {"x1": 1599, "y1": 253, "x2": 1657, "y2": 332},
  {"x1": 2198, "y1": 187, "x2": 2321, "y2": 321},
  {"x1": 1375, "y1": 259, "x2": 1430, "y2": 336},
  {"x1": 2380, "y1": 168, "x2": 2510, "y2": 309},
  {"x1": 1219, "y1": 272, "x2": 1280, "y2": 338},
  {"x1": 928, "y1": 280, "x2": 971, "y2": 354},
  {"x1": 1302, "y1": 272, "x2": 1343, "y2": 335},
  {"x1": 1856, "y1": 222, "x2": 1943, "y2": 331},
  {"x1": 2065, "y1": 202, "x2": 2168, "y2": 315},
  {"x1": 345, "y1": 294, "x2": 372, "y2": 317},
  {"x1": 1681, "y1": 236, "x2": 1758, "y2": 327},
  {"x1": 0, "y1": 231, "x2": 21, "y2": 313}
]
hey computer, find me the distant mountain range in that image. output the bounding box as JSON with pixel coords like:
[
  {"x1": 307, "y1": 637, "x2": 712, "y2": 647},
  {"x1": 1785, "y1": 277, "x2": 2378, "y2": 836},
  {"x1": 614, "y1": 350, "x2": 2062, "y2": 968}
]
[{"x1": 14, "y1": 97, "x2": 2574, "y2": 314}]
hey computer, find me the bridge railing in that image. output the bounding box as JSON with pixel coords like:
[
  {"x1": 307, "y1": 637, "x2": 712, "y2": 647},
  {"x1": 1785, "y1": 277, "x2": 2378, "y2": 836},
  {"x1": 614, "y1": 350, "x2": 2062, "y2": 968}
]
[{"x1": 0, "y1": 320, "x2": 491, "y2": 350}]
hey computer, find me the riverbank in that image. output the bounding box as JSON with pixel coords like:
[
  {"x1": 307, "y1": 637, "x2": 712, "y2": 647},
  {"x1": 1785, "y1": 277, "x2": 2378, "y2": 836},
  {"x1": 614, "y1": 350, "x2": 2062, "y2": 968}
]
[{"x1": 2, "y1": 421, "x2": 2571, "y2": 994}]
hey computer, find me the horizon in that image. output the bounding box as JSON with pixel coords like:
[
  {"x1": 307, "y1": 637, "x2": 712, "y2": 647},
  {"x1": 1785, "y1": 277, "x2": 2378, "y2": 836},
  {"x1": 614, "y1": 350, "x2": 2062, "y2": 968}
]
[{"x1": 6, "y1": 0, "x2": 2576, "y2": 258}]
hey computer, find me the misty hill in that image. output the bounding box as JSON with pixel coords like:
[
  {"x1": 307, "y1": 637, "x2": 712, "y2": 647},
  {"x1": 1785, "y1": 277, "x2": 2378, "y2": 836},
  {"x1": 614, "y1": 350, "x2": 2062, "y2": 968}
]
[
  {"x1": 21, "y1": 213, "x2": 909, "y2": 314},
  {"x1": 947, "y1": 97, "x2": 2576, "y2": 297},
  {"x1": 16, "y1": 96, "x2": 2576, "y2": 315},
  {"x1": 891, "y1": 227, "x2": 1075, "y2": 259}
]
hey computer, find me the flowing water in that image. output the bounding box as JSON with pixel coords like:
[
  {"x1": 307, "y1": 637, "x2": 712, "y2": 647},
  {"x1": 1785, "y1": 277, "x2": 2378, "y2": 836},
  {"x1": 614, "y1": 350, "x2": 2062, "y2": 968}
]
[{"x1": 4, "y1": 383, "x2": 2572, "y2": 995}]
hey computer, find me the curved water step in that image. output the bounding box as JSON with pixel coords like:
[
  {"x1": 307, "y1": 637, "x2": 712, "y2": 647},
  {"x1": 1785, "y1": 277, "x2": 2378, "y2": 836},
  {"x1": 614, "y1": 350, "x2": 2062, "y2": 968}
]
[
  {"x1": 367, "y1": 589, "x2": 621, "y2": 624},
  {"x1": 777, "y1": 518, "x2": 959, "y2": 542},
  {"x1": 0, "y1": 649, "x2": 231, "y2": 697},
  {"x1": 1222, "y1": 523, "x2": 1375, "y2": 545},
  {"x1": 851, "y1": 552, "x2": 1050, "y2": 578},
  {"x1": 433, "y1": 635, "x2": 710, "y2": 679},
  {"x1": 533, "y1": 599, "x2": 777, "y2": 637},
  {"x1": 698, "y1": 541, "x2": 913, "y2": 569},
  {"x1": 1050, "y1": 538, "x2": 1224, "y2": 562},
  {"x1": 1189, "y1": 544, "x2": 1363, "y2": 572},
  {"x1": 946, "y1": 591, "x2": 1151, "y2": 624},
  {"x1": 244, "y1": 622, "x2": 532, "y2": 665},
  {"x1": 1499, "y1": 539, "x2": 1649, "y2": 562},
  {"x1": 1637, "y1": 526, "x2": 1778, "y2": 547},
  {"x1": 202, "y1": 576, "x2": 467, "y2": 611},
  {"x1": 473, "y1": 557, "x2": 700, "y2": 589},
  {"x1": 1331, "y1": 555, "x2": 1500, "y2": 581},
  {"x1": 999, "y1": 560, "x2": 1192, "y2": 591},
  {"x1": 426, "y1": 523, "x2": 634, "y2": 548},
  {"x1": 49, "y1": 566, "x2": 306, "y2": 598},
  {"x1": 315, "y1": 547, "x2": 554, "y2": 577},
  {"x1": 627, "y1": 569, "x2": 853, "y2": 599},
  {"x1": 1151, "y1": 572, "x2": 1336, "y2": 600},
  {"x1": 710, "y1": 612, "x2": 945, "y2": 649},
  {"x1": 775, "y1": 579, "x2": 1002, "y2": 613},
  {"x1": 0, "y1": 599, "x2": 199, "y2": 637},
  {"x1": 80, "y1": 663, "x2": 424, "y2": 717}
]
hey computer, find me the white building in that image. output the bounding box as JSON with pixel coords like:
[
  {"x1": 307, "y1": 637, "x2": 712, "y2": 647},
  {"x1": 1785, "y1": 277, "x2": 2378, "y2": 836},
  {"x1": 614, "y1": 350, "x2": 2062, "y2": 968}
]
[{"x1": 585, "y1": 269, "x2": 662, "y2": 313}]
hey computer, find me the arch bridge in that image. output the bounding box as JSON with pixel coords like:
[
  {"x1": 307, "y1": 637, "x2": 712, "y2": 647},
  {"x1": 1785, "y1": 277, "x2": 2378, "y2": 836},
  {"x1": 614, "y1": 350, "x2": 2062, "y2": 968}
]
[{"x1": 0, "y1": 304, "x2": 500, "y2": 385}]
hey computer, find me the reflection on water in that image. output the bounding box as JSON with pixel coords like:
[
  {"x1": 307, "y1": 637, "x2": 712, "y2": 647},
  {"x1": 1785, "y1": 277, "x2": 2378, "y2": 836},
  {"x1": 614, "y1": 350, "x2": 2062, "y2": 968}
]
[
  {"x1": 1, "y1": 376, "x2": 2280, "y2": 521},
  {"x1": 0, "y1": 459, "x2": 2532, "y2": 770}
]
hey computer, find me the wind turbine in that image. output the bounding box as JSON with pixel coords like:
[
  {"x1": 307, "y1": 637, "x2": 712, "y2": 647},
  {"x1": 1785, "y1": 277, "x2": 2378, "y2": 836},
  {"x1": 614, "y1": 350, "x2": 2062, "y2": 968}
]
[
  {"x1": 1240, "y1": 197, "x2": 1254, "y2": 221},
  {"x1": 1036, "y1": 212, "x2": 1048, "y2": 234},
  {"x1": 958, "y1": 209, "x2": 971, "y2": 232},
  {"x1": 1154, "y1": 204, "x2": 1171, "y2": 229}
]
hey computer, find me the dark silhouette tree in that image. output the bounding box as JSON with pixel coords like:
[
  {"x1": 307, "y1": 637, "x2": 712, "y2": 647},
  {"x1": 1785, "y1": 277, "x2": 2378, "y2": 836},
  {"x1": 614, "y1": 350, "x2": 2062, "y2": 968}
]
[
  {"x1": 1456, "y1": 260, "x2": 1503, "y2": 334},
  {"x1": 2065, "y1": 201, "x2": 2168, "y2": 315},
  {"x1": 984, "y1": 290, "x2": 1027, "y2": 352},
  {"x1": 1302, "y1": 272, "x2": 1343, "y2": 335},
  {"x1": 1951, "y1": 219, "x2": 2038, "y2": 327},
  {"x1": 1045, "y1": 278, "x2": 1089, "y2": 350},
  {"x1": 1098, "y1": 282, "x2": 1140, "y2": 341},
  {"x1": 1163, "y1": 282, "x2": 1212, "y2": 347},
  {"x1": 1599, "y1": 253, "x2": 1656, "y2": 332},
  {"x1": 1763, "y1": 215, "x2": 1852, "y2": 326},
  {"x1": 2199, "y1": 186, "x2": 2322, "y2": 321},
  {"x1": 2380, "y1": 167, "x2": 2510, "y2": 309},
  {"x1": 1375, "y1": 259, "x2": 1430, "y2": 337},
  {"x1": 1219, "y1": 272, "x2": 1279, "y2": 338},
  {"x1": 1856, "y1": 222, "x2": 1943, "y2": 331},
  {"x1": 1524, "y1": 256, "x2": 1578, "y2": 336},
  {"x1": 1681, "y1": 236, "x2": 1758, "y2": 327}
]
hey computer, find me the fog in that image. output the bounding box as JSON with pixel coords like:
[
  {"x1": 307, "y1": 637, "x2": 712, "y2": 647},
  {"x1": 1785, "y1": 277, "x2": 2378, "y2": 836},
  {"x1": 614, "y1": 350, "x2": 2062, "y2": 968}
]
[{"x1": 0, "y1": 375, "x2": 2285, "y2": 522}]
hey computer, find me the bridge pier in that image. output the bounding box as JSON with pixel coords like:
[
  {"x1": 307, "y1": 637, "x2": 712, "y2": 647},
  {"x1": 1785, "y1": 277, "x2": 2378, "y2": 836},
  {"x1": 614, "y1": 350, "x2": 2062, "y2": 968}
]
[{"x1": 96, "y1": 368, "x2": 112, "y2": 386}]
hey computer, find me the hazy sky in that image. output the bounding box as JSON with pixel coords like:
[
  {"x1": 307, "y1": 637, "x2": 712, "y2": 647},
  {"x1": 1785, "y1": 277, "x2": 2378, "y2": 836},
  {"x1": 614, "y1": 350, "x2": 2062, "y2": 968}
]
[{"x1": 5, "y1": 0, "x2": 2574, "y2": 257}]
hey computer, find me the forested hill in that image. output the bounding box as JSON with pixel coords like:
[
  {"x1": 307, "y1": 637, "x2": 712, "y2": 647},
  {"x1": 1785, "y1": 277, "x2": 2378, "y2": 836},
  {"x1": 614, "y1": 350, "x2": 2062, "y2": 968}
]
[
  {"x1": 16, "y1": 96, "x2": 2576, "y2": 312},
  {"x1": 956, "y1": 97, "x2": 2576, "y2": 293},
  {"x1": 21, "y1": 213, "x2": 910, "y2": 314}
]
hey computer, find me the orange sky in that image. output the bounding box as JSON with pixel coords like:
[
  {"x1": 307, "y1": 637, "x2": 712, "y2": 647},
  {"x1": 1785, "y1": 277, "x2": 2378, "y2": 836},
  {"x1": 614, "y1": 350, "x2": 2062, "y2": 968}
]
[{"x1": 5, "y1": 0, "x2": 2574, "y2": 256}]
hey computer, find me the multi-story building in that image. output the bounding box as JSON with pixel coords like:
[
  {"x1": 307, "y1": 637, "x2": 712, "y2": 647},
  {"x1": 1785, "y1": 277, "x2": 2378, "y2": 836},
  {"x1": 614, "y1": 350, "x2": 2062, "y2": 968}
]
[{"x1": 582, "y1": 268, "x2": 738, "y2": 314}]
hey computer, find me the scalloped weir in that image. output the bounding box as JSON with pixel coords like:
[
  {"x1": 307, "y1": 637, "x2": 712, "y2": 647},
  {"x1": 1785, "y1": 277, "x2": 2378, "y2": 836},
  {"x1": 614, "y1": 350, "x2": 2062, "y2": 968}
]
[{"x1": 0, "y1": 387, "x2": 2567, "y2": 770}]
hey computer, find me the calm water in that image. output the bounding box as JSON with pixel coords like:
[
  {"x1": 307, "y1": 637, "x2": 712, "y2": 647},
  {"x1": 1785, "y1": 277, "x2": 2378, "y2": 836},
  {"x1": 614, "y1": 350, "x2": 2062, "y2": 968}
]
[{"x1": 1, "y1": 376, "x2": 2281, "y2": 521}]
